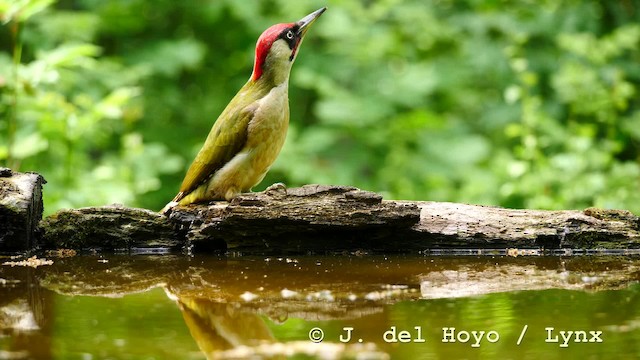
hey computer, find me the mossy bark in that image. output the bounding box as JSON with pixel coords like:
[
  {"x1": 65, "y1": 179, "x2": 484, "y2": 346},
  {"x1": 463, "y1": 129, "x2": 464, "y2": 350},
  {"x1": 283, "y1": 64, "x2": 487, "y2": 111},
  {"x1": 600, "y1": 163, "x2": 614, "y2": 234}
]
[{"x1": 40, "y1": 205, "x2": 180, "y2": 251}]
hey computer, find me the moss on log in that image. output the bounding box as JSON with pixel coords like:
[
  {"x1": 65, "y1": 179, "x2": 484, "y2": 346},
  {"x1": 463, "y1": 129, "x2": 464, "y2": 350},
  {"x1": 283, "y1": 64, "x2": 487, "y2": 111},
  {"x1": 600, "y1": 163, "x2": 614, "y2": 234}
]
[{"x1": 40, "y1": 205, "x2": 180, "y2": 251}]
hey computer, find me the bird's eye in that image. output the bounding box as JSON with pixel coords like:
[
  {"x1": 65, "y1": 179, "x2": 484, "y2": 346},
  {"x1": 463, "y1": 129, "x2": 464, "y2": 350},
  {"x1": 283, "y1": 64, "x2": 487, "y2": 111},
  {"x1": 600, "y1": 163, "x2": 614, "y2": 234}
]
[{"x1": 286, "y1": 31, "x2": 294, "y2": 39}]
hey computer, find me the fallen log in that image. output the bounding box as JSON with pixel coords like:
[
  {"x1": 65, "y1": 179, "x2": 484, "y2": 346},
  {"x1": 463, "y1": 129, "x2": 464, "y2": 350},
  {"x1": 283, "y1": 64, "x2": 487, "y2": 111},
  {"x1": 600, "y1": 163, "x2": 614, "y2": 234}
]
[{"x1": 39, "y1": 184, "x2": 640, "y2": 253}]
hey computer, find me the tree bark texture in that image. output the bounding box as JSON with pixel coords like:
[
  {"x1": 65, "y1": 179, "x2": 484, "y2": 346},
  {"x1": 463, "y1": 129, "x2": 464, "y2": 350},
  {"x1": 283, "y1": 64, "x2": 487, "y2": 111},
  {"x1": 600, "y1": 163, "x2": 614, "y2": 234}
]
[
  {"x1": 0, "y1": 168, "x2": 45, "y2": 251},
  {"x1": 38, "y1": 184, "x2": 640, "y2": 253}
]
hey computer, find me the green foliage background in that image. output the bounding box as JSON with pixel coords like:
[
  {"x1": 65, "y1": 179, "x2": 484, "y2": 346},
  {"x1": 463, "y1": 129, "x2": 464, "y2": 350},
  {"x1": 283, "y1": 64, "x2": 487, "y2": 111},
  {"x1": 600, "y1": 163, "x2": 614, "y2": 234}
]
[{"x1": 1, "y1": 0, "x2": 639, "y2": 214}]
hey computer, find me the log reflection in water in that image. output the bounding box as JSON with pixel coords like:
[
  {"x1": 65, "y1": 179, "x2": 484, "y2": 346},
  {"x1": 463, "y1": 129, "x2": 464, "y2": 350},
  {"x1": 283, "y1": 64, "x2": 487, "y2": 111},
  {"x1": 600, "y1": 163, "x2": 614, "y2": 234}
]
[{"x1": 3, "y1": 254, "x2": 638, "y2": 359}]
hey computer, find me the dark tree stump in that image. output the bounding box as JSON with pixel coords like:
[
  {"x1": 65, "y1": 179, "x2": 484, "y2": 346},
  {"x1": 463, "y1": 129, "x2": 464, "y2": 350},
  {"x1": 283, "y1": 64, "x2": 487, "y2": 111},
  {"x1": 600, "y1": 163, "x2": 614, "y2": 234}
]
[{"x1": 0, "y1": 168, "x2": 45, "y2": 251}]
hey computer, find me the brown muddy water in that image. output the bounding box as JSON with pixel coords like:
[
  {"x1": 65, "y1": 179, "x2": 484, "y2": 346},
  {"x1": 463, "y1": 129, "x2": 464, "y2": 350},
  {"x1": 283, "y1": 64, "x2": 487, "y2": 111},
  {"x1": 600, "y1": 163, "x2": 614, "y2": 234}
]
[{"x1": 1, "y1": 253, "x2": 639, "y2": 359}]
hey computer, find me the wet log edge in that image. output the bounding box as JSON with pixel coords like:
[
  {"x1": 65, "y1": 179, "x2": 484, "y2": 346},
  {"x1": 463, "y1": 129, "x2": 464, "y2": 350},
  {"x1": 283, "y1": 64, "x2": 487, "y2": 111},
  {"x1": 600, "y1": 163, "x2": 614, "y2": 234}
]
[{"x1": 38, "y1": 184, "x2": 640, "y2": 253}]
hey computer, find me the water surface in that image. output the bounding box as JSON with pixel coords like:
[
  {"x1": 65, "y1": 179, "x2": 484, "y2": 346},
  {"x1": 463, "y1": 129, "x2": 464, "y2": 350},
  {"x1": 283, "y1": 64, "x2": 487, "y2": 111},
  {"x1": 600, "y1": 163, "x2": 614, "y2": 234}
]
[{"x1": 1, "y1": 254, "x2": 639, "y2": 359}]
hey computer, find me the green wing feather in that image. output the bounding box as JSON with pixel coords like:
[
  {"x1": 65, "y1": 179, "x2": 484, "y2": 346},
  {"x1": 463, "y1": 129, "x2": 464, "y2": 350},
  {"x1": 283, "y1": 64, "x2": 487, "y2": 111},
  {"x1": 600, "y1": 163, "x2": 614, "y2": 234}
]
[{"x1": 173, "y1": 102, "x2": 258, "y2": 202}]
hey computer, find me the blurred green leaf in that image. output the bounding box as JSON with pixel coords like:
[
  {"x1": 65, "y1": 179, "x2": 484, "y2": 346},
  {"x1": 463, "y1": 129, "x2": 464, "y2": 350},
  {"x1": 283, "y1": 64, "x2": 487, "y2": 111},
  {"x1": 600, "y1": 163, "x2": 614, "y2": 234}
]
[
  {"x1": 128, "y1": 39, "x2": 207, "y2": 77},
  {"x1": 11, "y1": 131, "x2": 48, "y2": 159},
  {"x1": 0, "y1": 0, "x2": 54, "y2": 24}
]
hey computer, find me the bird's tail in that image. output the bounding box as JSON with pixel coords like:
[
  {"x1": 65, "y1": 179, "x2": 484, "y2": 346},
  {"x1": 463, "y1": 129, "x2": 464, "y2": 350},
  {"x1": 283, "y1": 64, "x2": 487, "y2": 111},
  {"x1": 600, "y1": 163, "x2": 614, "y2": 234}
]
[
  {"x1": 160, "y1": 201, "x2": 178, "y2": 215},
  {"x1": 160, "y1": 192, "x2": 184, "y2": 215}
]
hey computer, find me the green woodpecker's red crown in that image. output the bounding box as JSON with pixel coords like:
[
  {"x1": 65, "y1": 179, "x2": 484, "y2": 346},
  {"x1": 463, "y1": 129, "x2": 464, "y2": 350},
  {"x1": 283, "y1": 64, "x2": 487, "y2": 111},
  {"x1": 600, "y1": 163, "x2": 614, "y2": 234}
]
[
  {"x1": 251, "y1": 23, "x2": 294, "y2": 81},
  {"x1": 250, "y1": 7, "x2": 326, "y2": 82}
]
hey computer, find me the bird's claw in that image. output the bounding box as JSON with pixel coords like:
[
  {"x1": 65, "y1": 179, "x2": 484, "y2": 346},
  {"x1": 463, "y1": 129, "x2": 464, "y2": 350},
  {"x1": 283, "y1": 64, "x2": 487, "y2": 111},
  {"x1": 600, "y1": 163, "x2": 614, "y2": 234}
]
[{"x1": 265, "y1": 182, "x2": 287, "y2": 195}]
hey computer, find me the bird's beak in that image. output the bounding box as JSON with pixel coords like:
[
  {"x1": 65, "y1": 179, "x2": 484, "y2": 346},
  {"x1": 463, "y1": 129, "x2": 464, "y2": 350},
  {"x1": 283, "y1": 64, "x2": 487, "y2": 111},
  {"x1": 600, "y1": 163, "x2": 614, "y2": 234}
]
[{"x1": 296, "y1": 7, "x2": 326, "y2": 38}]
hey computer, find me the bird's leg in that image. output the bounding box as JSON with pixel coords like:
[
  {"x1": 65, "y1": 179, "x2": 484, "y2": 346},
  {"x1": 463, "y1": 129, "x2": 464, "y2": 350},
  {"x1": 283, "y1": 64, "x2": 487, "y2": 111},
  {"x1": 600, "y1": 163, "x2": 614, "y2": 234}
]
[{"x1": 264, "y1": 182, "x2": 287, "y2": 195}]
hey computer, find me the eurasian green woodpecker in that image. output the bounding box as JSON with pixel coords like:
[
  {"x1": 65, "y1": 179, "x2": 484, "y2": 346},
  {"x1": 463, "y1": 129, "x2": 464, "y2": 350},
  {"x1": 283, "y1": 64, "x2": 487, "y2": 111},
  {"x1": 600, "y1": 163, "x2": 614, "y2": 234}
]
[{"x1": 162, "y1": 7, "x2": 326, "y2": 214}]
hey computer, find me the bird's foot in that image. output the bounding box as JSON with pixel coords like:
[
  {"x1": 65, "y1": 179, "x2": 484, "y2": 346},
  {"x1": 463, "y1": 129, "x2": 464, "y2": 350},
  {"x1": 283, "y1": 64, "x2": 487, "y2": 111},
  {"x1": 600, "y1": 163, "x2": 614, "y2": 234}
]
[{"x1": 265, "y1": 182, "x2": 287, "y2": 196}]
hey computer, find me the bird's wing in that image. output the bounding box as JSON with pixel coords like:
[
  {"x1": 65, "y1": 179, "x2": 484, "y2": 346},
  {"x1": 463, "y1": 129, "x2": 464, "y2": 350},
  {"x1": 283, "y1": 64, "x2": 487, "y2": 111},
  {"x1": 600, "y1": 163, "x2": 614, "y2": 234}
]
[{"x1": 174, "y1": 103, "x2": 258, "y2": 201}]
